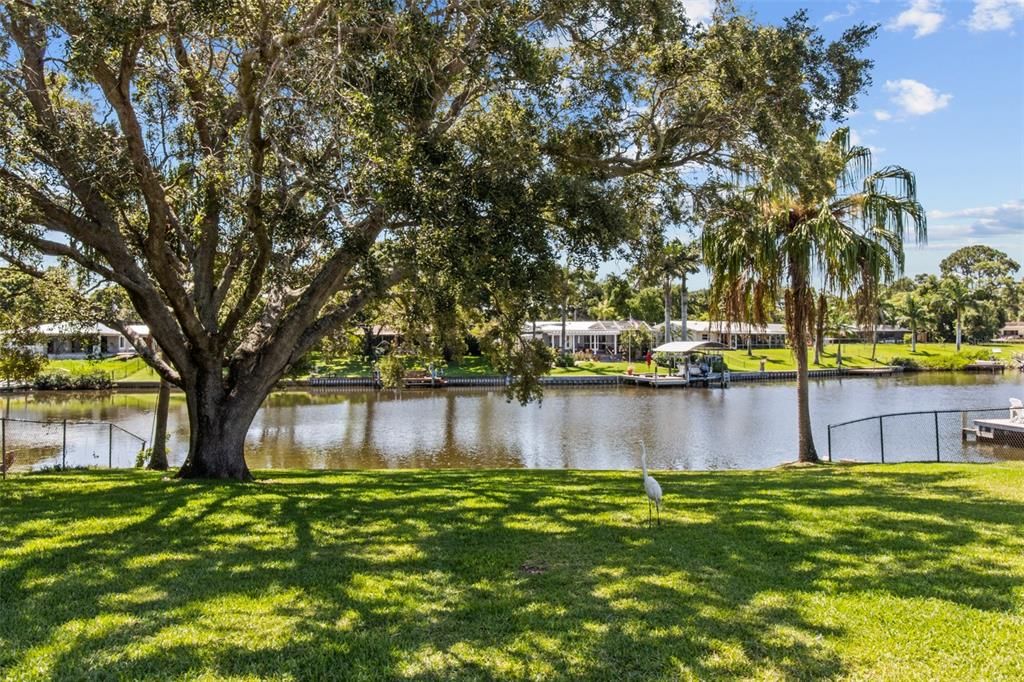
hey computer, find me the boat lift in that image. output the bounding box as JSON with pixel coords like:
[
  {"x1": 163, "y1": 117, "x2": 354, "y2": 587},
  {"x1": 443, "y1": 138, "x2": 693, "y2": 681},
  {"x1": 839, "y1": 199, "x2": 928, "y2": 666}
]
[{"x1": 623, "y1": 341, "x2": 731, "y2": 388}]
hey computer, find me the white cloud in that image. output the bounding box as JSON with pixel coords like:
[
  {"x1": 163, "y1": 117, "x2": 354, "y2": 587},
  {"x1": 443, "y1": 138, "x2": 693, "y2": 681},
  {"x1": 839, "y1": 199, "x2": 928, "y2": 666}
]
[
  {"x1": 884, "y1": 79, "x2": 952, "y2": 116},
  {"x1": 888, "y1": 0, "x2": 945, "y2": 37},
  {"x1": 929, "y1": 199, "x2": 1024, "y2": 238},
  {"x1": 874, "y1": 109, "x2": 892, "y2": 121},
  {"x1": 825, "y1": 3, "x2": 859, "y2": 22},
  {"x1": 849, "y1": 129, "x2": 886, "y2": 155},
  {"x1": 968, "y1": 0, "x2": 1024, "y2": 31},
  {"x1": 681, "y1": 0, "x2": 714, "y2": 23}
]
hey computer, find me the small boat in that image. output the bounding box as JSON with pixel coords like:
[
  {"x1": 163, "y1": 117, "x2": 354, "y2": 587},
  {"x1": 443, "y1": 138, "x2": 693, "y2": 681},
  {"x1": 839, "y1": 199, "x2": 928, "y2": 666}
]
[{"x1": 970, "y1": 399, "x2": 1024, "y2": 446}]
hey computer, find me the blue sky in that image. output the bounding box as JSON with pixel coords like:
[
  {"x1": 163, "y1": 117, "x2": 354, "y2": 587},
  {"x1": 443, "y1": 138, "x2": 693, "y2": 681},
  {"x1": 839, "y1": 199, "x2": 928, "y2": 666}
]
[{"x1": 647, "y1": 0, "x2": 1024, "y2": 286}]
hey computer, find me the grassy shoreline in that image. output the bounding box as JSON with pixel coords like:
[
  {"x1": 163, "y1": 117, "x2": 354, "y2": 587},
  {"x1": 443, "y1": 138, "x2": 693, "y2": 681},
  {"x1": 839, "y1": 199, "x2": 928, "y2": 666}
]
[
  {"x1": 40, "y1": 342, "x2": 1022, "y2": 385},
  {"x1": 2, "y1": 465, "x2": 1023, "y2": 680}
]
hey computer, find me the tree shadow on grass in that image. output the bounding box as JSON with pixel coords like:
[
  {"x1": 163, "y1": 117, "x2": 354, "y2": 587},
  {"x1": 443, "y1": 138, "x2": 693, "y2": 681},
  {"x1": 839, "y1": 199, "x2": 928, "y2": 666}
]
[{"x1": 1, "y1": 466, "x2": 1023, "y2": 680}]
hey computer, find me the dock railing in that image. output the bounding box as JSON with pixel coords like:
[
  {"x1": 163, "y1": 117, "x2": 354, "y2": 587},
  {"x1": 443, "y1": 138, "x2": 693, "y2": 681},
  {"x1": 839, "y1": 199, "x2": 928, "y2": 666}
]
[
  {"x1": 0, "y1": 417, "x2": 148, "y2": 477},
  {"x1": 826, "y1": 406, "x2": 1024, "y2": 464}
]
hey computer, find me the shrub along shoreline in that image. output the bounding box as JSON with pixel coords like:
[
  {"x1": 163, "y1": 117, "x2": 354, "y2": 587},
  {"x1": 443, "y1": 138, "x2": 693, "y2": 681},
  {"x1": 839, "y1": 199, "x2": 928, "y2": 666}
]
[
  {"x1": 2, "y1": 464, "x2": 1022, "y2": 680},
  {"x1": 22, "y1": 342, "x2": 1020, "y2": 390}
]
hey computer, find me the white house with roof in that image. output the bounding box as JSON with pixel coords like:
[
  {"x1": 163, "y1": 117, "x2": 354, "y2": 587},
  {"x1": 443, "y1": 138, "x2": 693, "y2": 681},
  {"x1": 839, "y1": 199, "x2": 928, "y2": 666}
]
[
  {"x1": 658, "y1": 319, "x2": 915, "y2": 348},
  {"x1": 523, "y1": 320, "x2": 651, "y2": 353},
  {"x1": 998, "y1": 321, "x2": 1024, "y2": 340},
  {"x1": 655, "y1": 320, "x2": 789, "y2": 349},
  {"x1": 845, "y1": 324, "x2": 911, "y2": 344},
  {"x1": 28, "y1": 323, "x2": 152, "y2": 359}
]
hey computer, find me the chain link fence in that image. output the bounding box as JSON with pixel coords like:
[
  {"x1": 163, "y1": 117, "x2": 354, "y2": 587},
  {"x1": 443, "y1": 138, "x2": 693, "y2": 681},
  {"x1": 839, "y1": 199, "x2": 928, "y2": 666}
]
[
  {"x1": 0, "y1": 417, "x2": 147, "y2": 476},
  {"x1": 827, "y1": 406, "x2": 1024, "y2": 464}
]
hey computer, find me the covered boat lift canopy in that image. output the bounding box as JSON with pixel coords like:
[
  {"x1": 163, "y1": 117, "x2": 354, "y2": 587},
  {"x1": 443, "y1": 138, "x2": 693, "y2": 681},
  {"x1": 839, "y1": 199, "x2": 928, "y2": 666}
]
[
  {"x1": 652, "y1": 341, "x2": 729, "y2": 354},
  {"x1": 625, "y1": 341, "x2": 730, "y2": 388}
]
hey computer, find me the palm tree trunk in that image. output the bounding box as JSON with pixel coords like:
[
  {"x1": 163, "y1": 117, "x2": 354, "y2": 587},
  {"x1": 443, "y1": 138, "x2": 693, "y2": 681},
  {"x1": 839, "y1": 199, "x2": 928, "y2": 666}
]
[
  {"x1": 663, "y1": 275, "x2": 672, "y2": 344},
  {"x1": 794, "y1": 335, "x2": 817, "y2": 463},
  {"x1": 911, "y1": 321, "x2": 917, "y2": 353},
  {"x1": 561, "y1": 266, "x2": 568, "y2": 354},
  {"x1": 680, "y1": 276, "x2": 689, "y2": 341},
  {"x1": 790, "y1": 268, "x2": 818, "y2": 464},
  {"x1": 871, "y1": 325, "x2": 878, "y2": 361},
  {"x1": 955, "y1": 310, "x2": 962, "y2": 351},
  {"x1": 746, "y1": 334, "x2": 752, "y2": 357},
  {"x1": 813, "y1": 293, "x2": 826, "y2": 365}
]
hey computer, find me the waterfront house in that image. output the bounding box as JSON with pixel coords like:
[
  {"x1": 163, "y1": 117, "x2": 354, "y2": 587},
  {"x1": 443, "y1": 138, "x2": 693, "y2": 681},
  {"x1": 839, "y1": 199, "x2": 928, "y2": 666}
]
[
  {"x1": 655, "y1": 320, "x2": 789, "y2": 349},
  {"x1": 29, "y1": 323, "x2": 152, "y2": 359},
  {"x1": 847, "y1": 324, "x2": 911, "y2": 344},
  {"x1": 523, "y1": 320, "x2": 651, "y2": 354},
  {"x1": 999, "y1": 321, "x2": 1024, "y2": 340}
]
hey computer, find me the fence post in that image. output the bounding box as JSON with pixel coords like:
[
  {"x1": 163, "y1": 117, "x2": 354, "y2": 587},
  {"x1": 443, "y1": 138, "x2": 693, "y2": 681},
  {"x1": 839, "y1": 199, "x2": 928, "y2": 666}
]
[
  {"x1": 934, "y1": 411, "x2": 941, "y2": 462},
  {"x1": 62, "y1": 419, "x2": 67, "y2": 469},
  {"x1": 878, "y1": 416, "x2": 885, "y2": 464},
  {"x1": 108, "y1": 423, "x2": 113, "y2": 469},
  {"x1": 827, "y1": 425, "x2": 832, "y2": 462}
]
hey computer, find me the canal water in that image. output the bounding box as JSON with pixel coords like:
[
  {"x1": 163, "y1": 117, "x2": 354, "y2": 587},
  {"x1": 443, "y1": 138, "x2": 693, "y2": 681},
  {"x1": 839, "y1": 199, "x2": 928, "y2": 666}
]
[{"x1": 3, "y1": 372, "x2": 1023, "y2": 471}]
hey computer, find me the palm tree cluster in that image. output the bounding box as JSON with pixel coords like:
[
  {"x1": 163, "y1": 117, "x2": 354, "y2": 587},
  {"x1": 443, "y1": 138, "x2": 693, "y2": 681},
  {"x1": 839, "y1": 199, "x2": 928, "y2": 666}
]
[{"x1": 702, "y1": 128, "x2": 926, "y2": 462}]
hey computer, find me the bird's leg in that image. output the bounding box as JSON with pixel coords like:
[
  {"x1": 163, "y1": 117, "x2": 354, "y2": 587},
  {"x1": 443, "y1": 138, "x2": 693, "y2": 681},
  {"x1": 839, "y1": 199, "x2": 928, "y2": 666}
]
[
  {"x1": 657, "y1": 503, "x2": 661, "y2": 527},
  {"x1": 648, "y1": 499, "x2": 652, "y2": 527}
]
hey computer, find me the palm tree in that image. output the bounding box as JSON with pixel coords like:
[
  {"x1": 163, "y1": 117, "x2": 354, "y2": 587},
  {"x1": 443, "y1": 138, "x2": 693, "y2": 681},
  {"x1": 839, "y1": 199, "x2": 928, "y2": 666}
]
[
  {"x1": 671, "y1": 240, "x2": 702, "y2": 341},
  {"x1": 658, "y1": 240, "x2": 681, "y2": 344},
  {"x1": 942, "y1": 275, "x2": 971, "y2": 351},
  {"x1": 826, "y1": 300, "x2": 854, "y2": 367},
  {"x1": 636, "y1": 238, "x2": 700, "y2": 344},
  {"x1": 589, "y1": 298, "x2": 617, "y2": 321},
  {"x1": 857, "y1": 291, "x2": 894, "y2": 362},
  {"x1": 894, "y1": 292, "x2": 927, "y2": 352},
  {"x1": 702, "y1": 127, "x2": 925, "y2": 463}
]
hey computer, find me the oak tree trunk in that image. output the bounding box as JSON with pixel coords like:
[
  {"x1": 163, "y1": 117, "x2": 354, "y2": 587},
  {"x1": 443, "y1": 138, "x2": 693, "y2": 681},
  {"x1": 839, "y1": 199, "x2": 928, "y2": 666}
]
[{"x1": 176, "y1": 370, "x2": 260, "y2": 480}]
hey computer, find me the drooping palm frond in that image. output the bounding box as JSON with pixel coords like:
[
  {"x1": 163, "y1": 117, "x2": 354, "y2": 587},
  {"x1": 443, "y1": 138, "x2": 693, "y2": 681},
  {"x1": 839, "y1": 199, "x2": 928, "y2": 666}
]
[{"x1": 704, "y1": 125, "x2": 926, "y2": 333}]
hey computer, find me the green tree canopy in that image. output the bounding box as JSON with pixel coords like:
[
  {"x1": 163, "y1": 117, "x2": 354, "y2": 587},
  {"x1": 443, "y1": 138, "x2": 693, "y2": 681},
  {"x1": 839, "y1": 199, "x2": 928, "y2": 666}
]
[
  {"x1": 939, "y1": 246, "x2": 1020, "y2": 290},
  {"x1": 0, "y1": 0, "x2": 877, "y2": 478}
]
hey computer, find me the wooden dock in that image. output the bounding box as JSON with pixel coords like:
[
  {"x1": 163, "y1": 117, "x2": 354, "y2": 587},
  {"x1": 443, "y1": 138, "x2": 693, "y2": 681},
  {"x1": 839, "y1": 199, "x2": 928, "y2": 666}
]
[
  {"x1": 964, "y1": 360, "x2": 1007, "y2": 373},
  {"x1": 402, "y1": 371, "x2": 448, "y2": 388},
  {"x1": 845, "y1": 367, "x2": 902, "y2": 376},
  {"x1": 621, "y1": 372, "x2": 729, "y2": 388}
]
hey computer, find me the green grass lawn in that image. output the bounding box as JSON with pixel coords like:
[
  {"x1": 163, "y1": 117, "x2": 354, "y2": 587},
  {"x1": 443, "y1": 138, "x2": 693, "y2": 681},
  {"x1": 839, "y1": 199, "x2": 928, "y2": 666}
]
[
  {"x1": 722, "y1": 342, "x2": 1015, "y2": 372},
  {"x1": 39, "y1": 342, "x2": 1018, "y2": 385},
  {"x1": 2, "y1": 464, "x2": 1023, "y2": 680},
  {"x1": 44, "y1": 357, "x2": 161, "y2": 383}
]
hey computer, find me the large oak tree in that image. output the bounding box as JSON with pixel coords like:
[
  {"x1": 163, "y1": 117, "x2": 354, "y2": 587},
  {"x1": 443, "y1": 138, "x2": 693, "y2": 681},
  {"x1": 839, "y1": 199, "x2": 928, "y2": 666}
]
[{"x1": 0, "y1": 0, "x2": 874, "y2": 479}]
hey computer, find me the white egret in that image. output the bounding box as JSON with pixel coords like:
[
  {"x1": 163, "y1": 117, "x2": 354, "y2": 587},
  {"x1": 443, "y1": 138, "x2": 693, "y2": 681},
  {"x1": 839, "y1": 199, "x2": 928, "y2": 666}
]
[{"x1": 640, "y1": 441, "x2": 663, "y2": 526}]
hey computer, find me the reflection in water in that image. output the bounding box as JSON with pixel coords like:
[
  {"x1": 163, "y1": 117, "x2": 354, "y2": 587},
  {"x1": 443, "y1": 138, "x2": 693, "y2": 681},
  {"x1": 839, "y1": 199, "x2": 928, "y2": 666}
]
[{"x1": 4, "y1": 371, "x2": 1023, "y2": 471}]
